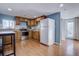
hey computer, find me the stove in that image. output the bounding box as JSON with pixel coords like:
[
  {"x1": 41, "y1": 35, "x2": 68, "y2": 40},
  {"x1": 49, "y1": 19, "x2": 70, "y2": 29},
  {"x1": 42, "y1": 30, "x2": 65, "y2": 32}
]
[{"x1": 20, "y1": 29, "x2": 28, "y2": 40}]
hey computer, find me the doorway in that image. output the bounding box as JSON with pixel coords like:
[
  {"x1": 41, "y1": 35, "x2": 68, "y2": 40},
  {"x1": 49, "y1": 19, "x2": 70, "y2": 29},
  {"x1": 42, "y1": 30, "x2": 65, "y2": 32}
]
[{"x1": 66, "y1": 21, "x2": 74, "y2": 39}]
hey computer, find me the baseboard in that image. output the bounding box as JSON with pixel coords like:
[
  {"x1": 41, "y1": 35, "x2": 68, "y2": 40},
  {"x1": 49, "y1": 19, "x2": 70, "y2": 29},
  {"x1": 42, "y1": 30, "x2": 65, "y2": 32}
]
[
  {"x1": 40, "y1": 42, "x2": 61, "y2": 46},
  {"x1": 40, "y1": 42, "x2": 49, "y2": 46},
  {"x1": 53, "y1": 42, "x2": 61, "y2": 45},
  {"x1": 73, "y1": 39, "x2": 79, "y2": 41}
]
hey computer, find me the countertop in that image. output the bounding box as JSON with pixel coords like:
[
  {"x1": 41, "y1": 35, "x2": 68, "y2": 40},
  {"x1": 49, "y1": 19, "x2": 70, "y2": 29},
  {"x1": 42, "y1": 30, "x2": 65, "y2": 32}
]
[
  {"x1": 0, "y1": 31, "x2": 15, "y2": 35},
  {"x1": 0, "y1": 31, "x2": 15, "y2": 45}
]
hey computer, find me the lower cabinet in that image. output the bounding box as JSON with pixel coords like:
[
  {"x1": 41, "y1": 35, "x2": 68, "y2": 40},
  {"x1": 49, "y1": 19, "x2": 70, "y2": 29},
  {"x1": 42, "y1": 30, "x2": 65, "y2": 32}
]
[
  {"x1": 28, "y1": 31, "x2": 40, "y2": 41},
  {"x1": 2, "y1": 36, "x2": 13, "y2": 51},
  {"x1": 4, "y1": 36, "x2": 11, "y2": 44},
  {"x1": 3, "y1": 31, "x2": 21, "y2": 43},
  {"x1": 15, "y1": 30, "x2": 21, "y2": 42},
  {"x1": 28, "y1": 30, "x2": 32, "y2": 39},
  {"x1": 32, "y1": 31, "x2": 40, "y2": 41}
]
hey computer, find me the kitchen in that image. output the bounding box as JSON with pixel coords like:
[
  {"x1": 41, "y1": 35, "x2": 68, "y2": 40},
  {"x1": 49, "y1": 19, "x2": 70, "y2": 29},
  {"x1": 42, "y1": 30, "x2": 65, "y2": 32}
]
[
  {"x1": 0, "y1": 3, "x2": 61, "y2": 56},
  {"x1": 0, "y1": 14, "x2": 45, "y2": 43},
  {"x1": 0, "y1": 13, "x2": 55, "y2": 56},
  {"x1": 15, "y1": 15, "x2": 46, "y2": 42}
]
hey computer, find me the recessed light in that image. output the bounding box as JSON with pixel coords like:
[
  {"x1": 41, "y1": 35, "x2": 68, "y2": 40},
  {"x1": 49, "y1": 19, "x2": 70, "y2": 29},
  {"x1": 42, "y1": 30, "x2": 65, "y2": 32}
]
[
  {"x1": 8, "y1": 8, "x2": 12, "y2": 11},
  {"x1": 60, "y1": 4, "x2": 64, "y2": 7}
]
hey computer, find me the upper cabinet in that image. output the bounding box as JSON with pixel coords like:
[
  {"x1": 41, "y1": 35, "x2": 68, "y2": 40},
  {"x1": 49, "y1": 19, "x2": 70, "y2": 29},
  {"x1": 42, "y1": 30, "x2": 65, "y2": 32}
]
[
  {"x1": 16, "y1": 17, "x2": 20, "y2": 25},
  {"x1": 27, "y1": 20, "x2": 31, "y2": 26},
  {"x1": 15, "y1": 16, "x2": 28, "y2": 25},
  {"x1": 20, "y1": 18, "x2": 24, "y2": 22},
  {"x1": 15, "y1": 15, "x2": 47, "y2": 26},
  {"x1": 30, "y1": 20, "x2": 36, "y2": 26},
  {"x1": 20, "y1": 18, "x2": 28, "y2": 22},
  {"x1": 35, "y1": 15, "x2": 47, "y2": 24}
]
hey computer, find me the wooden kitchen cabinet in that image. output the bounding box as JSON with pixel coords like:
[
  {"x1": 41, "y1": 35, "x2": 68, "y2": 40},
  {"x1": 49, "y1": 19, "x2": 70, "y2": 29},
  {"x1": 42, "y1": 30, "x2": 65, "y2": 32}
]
[
  {"x1": 2, "y1": 36, "x2": 13, "y2": 51},
  {"x1": 32, "y1": 31, "x2": 40, "y2": 41},
  {"x1": 16, "y1": 17, "x2": 20, "y2": 25},
  {"x1": 28, "y1": 30, "x2": 32, "y2": 39},
  {"x1": 24, "y1": 19, "x2": 28, "y2": 22},
  {"x1": 34, "y1": 20, "x2": 37, "y2": 25},
  {"x1": 16, "y1": 16, "x2": 28, "y2": 25},
  {"x1": 4, "y1": 36, "x2": 11, "y2": 44},
  {"x1": 27, "y1": 20, "x2": 31, "y2": 26},
  {"x1": 20, "y1": 18, "x2": 24, "y2": 22},
  {"x1": 28, "y1": 19, "x2": 37, "y2": 26},
  {"x1": 20, "y1": 18, "x2": 28, "y2": 22},
  {"x1": 15, "y1": 30, "x2": 21, "y2": 42},
  {"x1": 27, "y1": 20, "x2": 38, "y2": 26},
  {"x1": 27, "y1": 20, "x2": 39, "y2": 26},
  {"x1": 30, "y1": 20, "x2": 35, "y2": 26}
]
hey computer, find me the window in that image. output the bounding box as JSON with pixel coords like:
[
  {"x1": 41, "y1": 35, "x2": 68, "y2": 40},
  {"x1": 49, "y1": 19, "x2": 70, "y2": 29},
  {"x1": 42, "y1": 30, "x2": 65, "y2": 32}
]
[{"x1": 2, "y1": 19, "x2": 15, "y2": 29}]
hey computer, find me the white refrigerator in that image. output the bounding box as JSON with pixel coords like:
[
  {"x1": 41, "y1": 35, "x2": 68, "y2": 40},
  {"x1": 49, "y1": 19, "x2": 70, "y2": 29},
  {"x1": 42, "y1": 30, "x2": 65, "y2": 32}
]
[{"x1": 40, "y1": 18, "x2": 55, "y2": 46}]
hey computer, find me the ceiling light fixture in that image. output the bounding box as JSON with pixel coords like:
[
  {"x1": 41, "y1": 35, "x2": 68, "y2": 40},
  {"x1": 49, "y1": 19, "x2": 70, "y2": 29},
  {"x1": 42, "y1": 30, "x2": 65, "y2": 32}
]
[
  {"x1": 60, "y1": 4, "x2": 64, "y2": 7},
  {"x1": 8, "y1": 8, "x2": 12, "y2": 11}
]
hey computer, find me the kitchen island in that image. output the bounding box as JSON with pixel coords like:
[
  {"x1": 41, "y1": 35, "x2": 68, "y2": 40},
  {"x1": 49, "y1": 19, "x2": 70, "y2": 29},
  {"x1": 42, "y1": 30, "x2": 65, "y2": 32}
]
[{"x1": 0, "y1": 31, "x2": 16, "y2": 56}]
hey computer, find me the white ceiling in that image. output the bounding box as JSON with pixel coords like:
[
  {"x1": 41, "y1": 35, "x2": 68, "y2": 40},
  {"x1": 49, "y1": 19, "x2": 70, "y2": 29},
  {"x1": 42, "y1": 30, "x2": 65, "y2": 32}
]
[{"x1": 0, "y1": 3, "x2": 79, "y2": 19}]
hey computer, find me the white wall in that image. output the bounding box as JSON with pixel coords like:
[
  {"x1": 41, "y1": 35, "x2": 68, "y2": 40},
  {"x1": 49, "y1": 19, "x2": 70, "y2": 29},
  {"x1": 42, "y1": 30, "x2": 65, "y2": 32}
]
[
  {"x1": 61, "y1": 19, "x2": 66, "y2": 40},
  {"x1": 74, "y1": 17, "x2": 79, "y2": 40}
]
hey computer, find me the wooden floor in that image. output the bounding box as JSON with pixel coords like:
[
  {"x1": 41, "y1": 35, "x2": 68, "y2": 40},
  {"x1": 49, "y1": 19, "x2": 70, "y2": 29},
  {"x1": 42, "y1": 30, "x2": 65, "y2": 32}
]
[{"x1": 15, "y1": 39, "x2": 79, "y2": 56}]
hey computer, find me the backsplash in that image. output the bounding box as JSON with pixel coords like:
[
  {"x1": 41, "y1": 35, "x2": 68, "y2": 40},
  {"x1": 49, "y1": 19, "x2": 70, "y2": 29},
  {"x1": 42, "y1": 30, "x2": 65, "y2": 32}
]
[{"x1": 31, "y1": 22, "x2": 40, "y2": 31}]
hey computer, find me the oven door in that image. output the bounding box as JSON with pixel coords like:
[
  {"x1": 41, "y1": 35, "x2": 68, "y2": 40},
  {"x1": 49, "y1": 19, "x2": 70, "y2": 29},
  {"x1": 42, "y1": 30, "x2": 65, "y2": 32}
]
[
  {"x1": 21, "y1": 31, "x2": 28, "y2": 40},
  {"x1": 22, "y1": 31, "x2": 28, "y2": 36}
]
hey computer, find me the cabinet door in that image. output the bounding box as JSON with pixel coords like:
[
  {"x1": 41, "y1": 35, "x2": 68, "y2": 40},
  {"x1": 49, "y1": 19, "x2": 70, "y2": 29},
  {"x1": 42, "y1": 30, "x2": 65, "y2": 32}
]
[
  {"x1": 37, "y1": 31, "x2": 40, "y2": 41},
  {"x1": 15, "y1": 31, "x2": 21, "y2": 42},
  {"x1": 20, "y1": 18, "x2": 27, "y2": 22},
  {"x1": 4, "y1": 36, "x2": 12, "y2": 51},
  {"x1": 35, "y1": 20, "x2": 37, "y2": 25},
  {"x1": 4, "y1": 36, "x2": 11, "y2": 44},
  {"x1": 28, "y1": 31, "x2": 32, "y2": 39},
  {"x1": 32, "y1": 31, "x2": 40, "y2": 41},
  {"x1": 31, "y1": 20, "x2": 35, "y2": 26},
  {"x1": 20, "y1": 18, "x2": 24, "y2": 22},
  {"x1": 16, "y1": 17, "x2": 20, "y2": 25},
  {"x1": 32, "y1": 31, "x2": 35, "y2": 39},
  {"x1": 27, "y1": 20, "x2": 31, "y2": 26}
]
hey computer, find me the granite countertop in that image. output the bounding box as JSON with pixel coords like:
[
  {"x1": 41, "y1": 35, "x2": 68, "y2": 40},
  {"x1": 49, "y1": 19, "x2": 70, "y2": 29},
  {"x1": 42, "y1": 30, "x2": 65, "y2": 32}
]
[
  {"x1": 0, "y1": 31, "x2": 15, "y2": 46},
  {"x1": 0, "y1": 31, "x2": 15, "y2": 35}
]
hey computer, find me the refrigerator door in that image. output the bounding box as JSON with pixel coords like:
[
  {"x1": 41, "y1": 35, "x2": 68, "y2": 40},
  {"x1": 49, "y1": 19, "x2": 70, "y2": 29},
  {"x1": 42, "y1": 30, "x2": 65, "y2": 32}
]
[
  {"x1": 48, "y1": 19, "x2": 55, "y2": 45},
  {"x1": 40, "y1": 27, "x2": 48, "y2": 45},
  {"x1": 40, "y1": 18, "x2": 55, "y2": 46}
]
